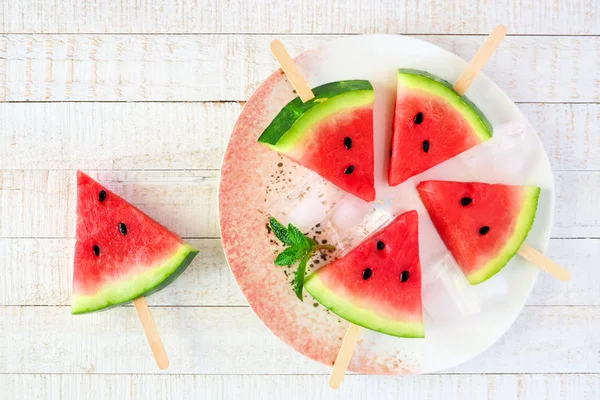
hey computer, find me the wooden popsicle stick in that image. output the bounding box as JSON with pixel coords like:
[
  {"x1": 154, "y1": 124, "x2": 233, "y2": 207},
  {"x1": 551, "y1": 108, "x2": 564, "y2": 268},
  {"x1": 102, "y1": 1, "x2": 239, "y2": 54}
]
[
  {"x1": 518, "y1": 244, "x2": 570, "y2": 281},
  {"x1": 449, "y1": 26, "x2": 569, "y2": 282},
  {"x1": 133, "y1": 296, "x2": 170, "y2": 370},
  {"x1": 452, "y1": 24, "x2": 506, "y2": 95},
  {"x1": 270, "y1": 39, "x2": 315, "y2": 102},
  {"x1": 329, "y1": 323, "x2": 362, "y2": 389}
]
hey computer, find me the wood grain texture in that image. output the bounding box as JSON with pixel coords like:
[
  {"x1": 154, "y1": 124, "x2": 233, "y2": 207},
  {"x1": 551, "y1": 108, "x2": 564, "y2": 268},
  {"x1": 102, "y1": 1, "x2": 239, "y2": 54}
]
[
  {"x1": 0, "y1": 305, "x2": 598, "y2": 374},
  {"x1": 0, "y1": 102, "x2": 597, "y2": 171},
  {"x1": 0, "y1": 170, "x2": 220, "y2": 238},
  {"x1": 0, "y1": 102, "x2": 240, "y2": 171},
  {"x1": 0, "y1": 0, "x2": 597, "y2": 35},
  {"x1": 3, "y1": 373, "x2": 600, "y2": 400},
  {"x1": 0, "y1": 35, "x2": 598, "y2": 102},
  {"x1": 0, "y1": 238, "x2": 247, "y2": 307},
  {"x1": 0, "y1": 238, "x2": 595, "y2": 307},
  {"x1": 0, "y1": 170, "x2": 597, "y2": 239},
  {"x1": 0, "y1": 1, "x2": 596, "y2": 396}
]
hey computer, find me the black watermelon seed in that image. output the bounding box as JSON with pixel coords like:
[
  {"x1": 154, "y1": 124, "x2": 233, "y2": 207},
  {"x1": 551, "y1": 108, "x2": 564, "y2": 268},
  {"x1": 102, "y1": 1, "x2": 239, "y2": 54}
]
[
  {"x1": 118, "y1": 222, "x2": 127, "y2": 236},
  {"x1": 414, "y1": 112, "x2": 423, "y2": 124},
  {"x1": 389, "y1": 149, "x2": 392, "y2": 157},
  {"x1": 98, "y1": 190, "x2": 106, "y2": 202},
  {"x1": 479, "y1": 226, "x2": 490, "y2": 235},
  {"x1": 93, "y1": 245, "x2": 100, "y2": 256},
  {"x1": 344, "y1": 137, "x2": 352, "y2": 149},
  {"x1": 377, "y1": 241, "x2": 385, "y2": 250},
  {"x1": 344, "y1": 165, "x2": 355, "y2": 175},
  {"x1": 422, "y1": 140, "x2": 430, "y2": 153},
  {"x1": 362, "y1": 268, "x2": 373, "y2": 280},
  {"x1": 461, "y1": 197, "x2": 473, "y2": 206},
  {"x1": 400, "y1": 270, "x2": 410, "y2": 282}
]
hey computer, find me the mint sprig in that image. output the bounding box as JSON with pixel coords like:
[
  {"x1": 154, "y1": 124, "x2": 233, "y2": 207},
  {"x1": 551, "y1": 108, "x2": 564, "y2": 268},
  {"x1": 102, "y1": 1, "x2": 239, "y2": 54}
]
[{"x1": 268, "y1": 216, "x2": 336, "y2": 300}]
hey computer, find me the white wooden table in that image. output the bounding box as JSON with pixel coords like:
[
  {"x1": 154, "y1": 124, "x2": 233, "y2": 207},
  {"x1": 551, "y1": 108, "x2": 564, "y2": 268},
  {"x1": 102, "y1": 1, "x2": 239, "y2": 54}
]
[{"x1": 0, "y1": 1, "x2": 598, "y2": 399}]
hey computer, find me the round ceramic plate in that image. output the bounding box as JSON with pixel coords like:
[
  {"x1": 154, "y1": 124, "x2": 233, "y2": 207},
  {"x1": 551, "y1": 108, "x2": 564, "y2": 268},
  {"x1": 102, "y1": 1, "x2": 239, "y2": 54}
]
[{"x1": 218, "y1": 34, "x2": 554, "y2": 374}]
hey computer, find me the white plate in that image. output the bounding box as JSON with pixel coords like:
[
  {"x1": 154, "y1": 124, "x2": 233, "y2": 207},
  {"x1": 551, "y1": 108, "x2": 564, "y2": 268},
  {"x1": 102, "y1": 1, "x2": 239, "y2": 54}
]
[{"x1": 219, "y1": 34, "x2": 554, "y2": 374}]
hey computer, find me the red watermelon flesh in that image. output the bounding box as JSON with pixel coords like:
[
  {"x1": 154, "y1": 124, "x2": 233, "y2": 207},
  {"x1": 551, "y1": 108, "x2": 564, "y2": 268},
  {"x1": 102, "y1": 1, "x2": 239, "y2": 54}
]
[
  {"x1": 417, "y1": 180, "x2": 540, "y2": 285},
  {"x1": 304, "y1": 210, "x2": 424, "y2": 338},
  {"x1": 389, "y1": 69, "x2": 492, "y2": 186},
  {"x1": 258, "y1": 80, "x2": 375, "y2": 202},
  {"x1": 72, "y1": 172, "x2": 198, "y2": 314},
  {"x1": 296, "y1": 106, "x2": 375, "y2": 201}
]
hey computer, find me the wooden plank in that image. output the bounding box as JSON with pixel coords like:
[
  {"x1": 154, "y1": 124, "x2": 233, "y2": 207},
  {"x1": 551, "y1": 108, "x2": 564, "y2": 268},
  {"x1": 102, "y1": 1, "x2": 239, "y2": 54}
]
[
  {"x1": 0, "y1": 238, "x2": 595, "y2": 307},
  {"x1": 0, "y1": 0, "x2": 597, "y2": 35},
  {"x1": 3, "y1": 373, "x2": 600, "y2": 400},
  {"x1": 0, "y1": 102, "x2": 241, "y2": 171},
  {"x1": 0, "y1": 170, "x2": 220, "y2": 238},
  {"x1": 554, "y1": 172, "x2": 600, "y2": 238},
  {"x1": 0, "y1": 102, "x2": 597, "y2": 171},
  {"x1": 523, "y1": 103, "x2": 600, "y2": 172},
  {"x1": 0, "y1": 35, "x2": 598, "y2": 102},
  {"x1": 0, "y1": 170, "x2": 598, "y2": 239},
  {"x1": 528, "y1": 239, "x2": 600, "y2": 306},
  {"x1": 0, "y1": 305, "x2": 599, "y2": 374},
  {"x1": 0, "y1": 238, "x2": 247, "y2": 307}
]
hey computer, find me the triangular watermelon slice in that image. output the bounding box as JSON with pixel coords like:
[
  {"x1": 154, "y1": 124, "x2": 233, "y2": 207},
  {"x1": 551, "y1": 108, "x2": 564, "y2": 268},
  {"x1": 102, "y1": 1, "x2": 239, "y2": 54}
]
[
  {"x1": 258, "y1": 80, "x2": 375, "y2": 202},
  {"x1": 388, "y1": 69, "x2": 493, "y2": 186},
  {"x1": 417, "y1": 180, "x2": 540, "y2": 285},
  {"x1": 304, "y1": 210, "x2": 424, "y2": 338},
  {"x1": 72, "y1": 172, "x2": 198, "y2": 314}
]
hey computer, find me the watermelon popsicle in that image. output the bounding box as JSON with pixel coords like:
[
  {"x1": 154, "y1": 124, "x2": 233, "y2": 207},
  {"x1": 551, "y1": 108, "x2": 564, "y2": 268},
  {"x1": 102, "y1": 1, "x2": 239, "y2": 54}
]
[
  {"x1": 388, "y1": 24, "x2": 507, "y2": 187},
  {"x1": 304, "y1": 210, "x2": 424, "y2": 338},
  {"x1": 72, "y1": 172, "x2": 199, "y2": 369},
  {"x1": 257, "y1": 43, "x2": 375, "y2": 202}
]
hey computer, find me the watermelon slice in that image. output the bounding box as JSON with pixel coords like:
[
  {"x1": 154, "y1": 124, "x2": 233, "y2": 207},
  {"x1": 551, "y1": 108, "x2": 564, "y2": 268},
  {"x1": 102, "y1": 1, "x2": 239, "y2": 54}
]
[
  {"x1": 388, "y1": 69, "x2": 493, "y2": 186},
  {"x1": 417, "y1": 180, "x2": 540, "y2": 285},
  {"x1": 258, "y1": 80, "x2": 375, "y2": 202},
  {"x1": 72, "y1": 172, "x2": 198, "y2": 314},
  {"x1": 304, "y1": 210, "x2": 424, "y2": 338}
]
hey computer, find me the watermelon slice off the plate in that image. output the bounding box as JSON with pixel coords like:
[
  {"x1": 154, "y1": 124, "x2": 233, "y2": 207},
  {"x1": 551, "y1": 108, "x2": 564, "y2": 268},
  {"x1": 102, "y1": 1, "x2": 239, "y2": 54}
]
[
  {"x1": 72, "y1": 172, "x2": 198, "y2": 314},
  {"x1": 258, "y1": 80, "x2": 376, "y2": 202},
  {"x1": 304, "y1": 210, "x2": 424, "y2": 338},
  {"x1": 388, "y1": 69, "x2": 493, "y2": 186},
  {"x1": 417, "y1": 180, "x2": 540, "y2": 285}
]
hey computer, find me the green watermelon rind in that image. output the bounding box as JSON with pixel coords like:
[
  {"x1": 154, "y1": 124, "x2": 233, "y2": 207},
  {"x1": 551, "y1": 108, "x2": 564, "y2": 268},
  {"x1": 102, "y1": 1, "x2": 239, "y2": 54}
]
[
  {"x1": 467, "y1": 186, "x2": 541, "y2": 285},
  {"x1": 71, "y1": 243, "x2": 198, "y2": 314},
  {"x1": 304, "y1": 275, "x2": 425, "y2": 338},
  {"x1": 397, "y1": 69, "x2": 493, "y2": 141},
  {"x1": 257, "y1": 80, "x2": 374, "y2": 153}
]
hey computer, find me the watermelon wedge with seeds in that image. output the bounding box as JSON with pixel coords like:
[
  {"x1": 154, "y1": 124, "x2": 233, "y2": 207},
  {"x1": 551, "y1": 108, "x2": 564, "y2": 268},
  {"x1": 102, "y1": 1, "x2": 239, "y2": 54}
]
[
  {"x1": 258, "y1": 80, "x2": 375, "y2": 202},
  {"x1": 417, "y1": 180, "x2": 540, "y2": 285},
  {"x1": 72, "y1": 172, "x2": 198, "y2": 314},
  {"x1": 389, "y1": 69, "x2": 493, "y2": 186},
  {"x1": 304, "y1": 210, "x2": 424, "y2": 338}
]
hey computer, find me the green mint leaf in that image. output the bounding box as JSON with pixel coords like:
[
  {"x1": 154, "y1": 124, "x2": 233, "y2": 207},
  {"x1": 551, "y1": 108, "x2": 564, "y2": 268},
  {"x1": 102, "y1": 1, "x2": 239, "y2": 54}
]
[
  {"x1": 293, "y1": 251, "x2": 313, "y2": 301},
  {"x1": 287, "y1": 223, "x2": 311, "y2": 249},
  {"x1": 274, "y1": 246, "x2": 306, "y2": 266},
  {"x1": 269, "y1": 217, "x2": 292, "y2": 246}
]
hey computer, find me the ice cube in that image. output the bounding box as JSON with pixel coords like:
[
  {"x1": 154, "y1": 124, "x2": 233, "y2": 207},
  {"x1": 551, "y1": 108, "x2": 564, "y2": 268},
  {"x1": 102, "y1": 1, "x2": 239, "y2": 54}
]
[
  {"x1": 422, "y1": 254, "x2": 482, "y2": 321},
  {"x1": 267, "y1": 172, "x2": 344, "y2": 232},
  {"x1": 328, "y1": 203, "x2": 390, "y2": 253},
  {"x1": 458, "y1": 119, "x2": 543, "y2": 185}
]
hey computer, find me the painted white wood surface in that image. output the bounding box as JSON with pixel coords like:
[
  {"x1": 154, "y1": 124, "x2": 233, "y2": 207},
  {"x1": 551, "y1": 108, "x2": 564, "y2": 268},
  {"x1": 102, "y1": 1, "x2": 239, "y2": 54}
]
[
  {"x1": 0, "y1": 1, "x2": 597, "y2": 398},
  {"x1": 2, "y1": 374, "x2": 600, "y2": 400},
  {"x1": 0, "y1": 102, "x2": 597, "y2": 171},
  {"x1": 1, "y1": 305, "x2": 599, "y2": 374},
  {"x1": 0, "y1": 0, "x2": 598, "y2": 35},
  {"x1": 0, "y1": 170, "x2": 598, "y2": 239},
  {"x1": 0, "y1": 35, "x2": 598, "y2": 102},
  {"x1": 0, "y1": 238, "x2": 597, "y2": 307}
]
